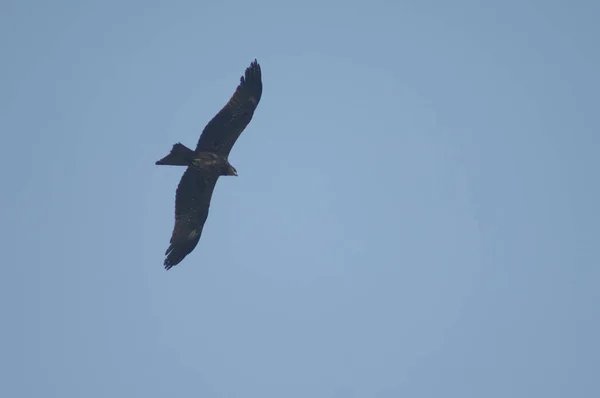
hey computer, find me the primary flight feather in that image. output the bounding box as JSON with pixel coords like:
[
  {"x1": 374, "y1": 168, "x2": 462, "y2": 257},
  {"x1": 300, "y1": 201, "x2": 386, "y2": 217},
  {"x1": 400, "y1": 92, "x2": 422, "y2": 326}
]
[{"x1": 155, "y1": 59, "x2": 263, "y2": 270}]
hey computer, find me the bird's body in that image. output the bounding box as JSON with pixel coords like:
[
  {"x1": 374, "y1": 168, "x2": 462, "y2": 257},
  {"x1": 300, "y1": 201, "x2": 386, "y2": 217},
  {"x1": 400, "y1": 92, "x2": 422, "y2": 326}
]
[
  {"x1": 191, "y1": 153, "x2": 238, "y2": 176},
  {"x1": 155, "y1": 59, "x2": 262, "y2": 270}
]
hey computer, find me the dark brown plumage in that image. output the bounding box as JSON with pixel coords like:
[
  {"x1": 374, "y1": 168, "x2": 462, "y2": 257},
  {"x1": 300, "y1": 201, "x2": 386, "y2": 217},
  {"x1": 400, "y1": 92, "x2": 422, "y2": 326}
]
[{"x1": 155, "y1": 59, "x2": 263, "y2": 270}]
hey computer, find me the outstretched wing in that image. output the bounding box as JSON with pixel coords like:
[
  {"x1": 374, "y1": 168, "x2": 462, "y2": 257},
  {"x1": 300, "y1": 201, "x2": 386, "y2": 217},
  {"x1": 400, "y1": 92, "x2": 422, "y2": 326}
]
[
  {"x1": 163, "y1": 167, "x2": 219, "y2": 270},
  {"x1": 195, "y1": 59, "x2": 263, "y2": 157}
]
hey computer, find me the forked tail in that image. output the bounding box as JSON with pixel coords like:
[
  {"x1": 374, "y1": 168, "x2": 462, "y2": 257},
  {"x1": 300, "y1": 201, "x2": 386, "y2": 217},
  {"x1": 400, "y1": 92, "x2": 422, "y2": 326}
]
[{"x1": 155, "y1": 143, "x2": 195, "y2": 166}]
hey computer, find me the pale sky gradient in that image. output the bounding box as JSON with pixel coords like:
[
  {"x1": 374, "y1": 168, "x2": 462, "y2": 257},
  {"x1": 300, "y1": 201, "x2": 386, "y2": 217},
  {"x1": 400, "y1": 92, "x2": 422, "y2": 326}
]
[{"x1": 1, "y1": 1, "x2": 599, "y2": 397}]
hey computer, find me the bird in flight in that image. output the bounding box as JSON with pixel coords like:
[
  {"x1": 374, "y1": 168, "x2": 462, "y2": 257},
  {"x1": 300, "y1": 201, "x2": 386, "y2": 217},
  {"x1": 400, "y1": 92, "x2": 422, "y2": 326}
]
[{"x1": 155, "y1": 59, "x2": 263, "y2": 270}]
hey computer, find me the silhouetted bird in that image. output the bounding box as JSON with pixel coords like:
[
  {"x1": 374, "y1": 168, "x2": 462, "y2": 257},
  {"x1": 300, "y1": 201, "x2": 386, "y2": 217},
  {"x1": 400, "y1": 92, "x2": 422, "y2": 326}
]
[{"x1": 155, "y1": 59, "x2": 263, "y2": 270}]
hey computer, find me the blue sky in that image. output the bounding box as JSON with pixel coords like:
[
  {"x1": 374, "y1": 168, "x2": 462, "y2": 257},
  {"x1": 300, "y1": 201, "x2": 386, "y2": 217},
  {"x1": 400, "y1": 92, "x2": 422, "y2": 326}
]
[{"x1": 1, "y1": 0, "x2": 599, "y2": 397}]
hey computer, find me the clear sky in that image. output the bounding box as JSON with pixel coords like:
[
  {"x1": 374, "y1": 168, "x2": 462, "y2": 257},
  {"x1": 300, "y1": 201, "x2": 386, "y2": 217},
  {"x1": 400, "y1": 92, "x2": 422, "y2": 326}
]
[{"x1": 1, "y1": 0, "x2": 598, "y2": 397}]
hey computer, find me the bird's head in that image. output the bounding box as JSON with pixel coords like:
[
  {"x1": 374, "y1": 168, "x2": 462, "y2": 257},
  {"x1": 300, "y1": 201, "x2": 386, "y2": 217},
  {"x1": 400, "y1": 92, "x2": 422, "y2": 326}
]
[{"x1": 226, "y1": 163, "x2": 238, "y2": 176}]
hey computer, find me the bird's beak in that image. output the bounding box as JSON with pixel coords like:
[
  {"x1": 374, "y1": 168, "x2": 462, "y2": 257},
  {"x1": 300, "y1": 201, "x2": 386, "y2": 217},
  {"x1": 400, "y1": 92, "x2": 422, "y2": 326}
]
[{"x1": 232, "y1": 169, "x2": 238, "y2": 176}]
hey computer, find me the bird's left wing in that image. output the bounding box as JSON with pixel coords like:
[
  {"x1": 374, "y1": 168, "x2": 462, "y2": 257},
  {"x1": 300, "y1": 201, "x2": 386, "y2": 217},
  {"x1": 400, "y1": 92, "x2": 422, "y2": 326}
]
[{"x1": 163, "y1": 167, "x2": 219, "y2": 270}]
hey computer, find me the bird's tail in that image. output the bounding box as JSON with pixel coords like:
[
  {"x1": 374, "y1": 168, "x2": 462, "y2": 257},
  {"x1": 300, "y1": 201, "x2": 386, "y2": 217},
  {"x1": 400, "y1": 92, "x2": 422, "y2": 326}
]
[{"x1": 155, "y1": 143, "x2": 195, "y2": 166}]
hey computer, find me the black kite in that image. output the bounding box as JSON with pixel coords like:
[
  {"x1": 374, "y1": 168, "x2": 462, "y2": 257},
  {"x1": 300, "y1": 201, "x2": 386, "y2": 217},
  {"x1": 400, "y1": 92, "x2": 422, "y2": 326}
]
[{"x1": 155, "y1": 59, "x2": 263, "y2": 270}]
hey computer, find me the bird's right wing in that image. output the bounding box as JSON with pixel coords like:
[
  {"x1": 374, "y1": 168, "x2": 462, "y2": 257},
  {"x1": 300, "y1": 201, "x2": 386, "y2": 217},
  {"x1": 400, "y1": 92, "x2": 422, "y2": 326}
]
[
  {"x1": 195, "y1": 59, "x2": 263, "y2": 157},
  {"x1": 163, "y1": 167, "x2": 219, "y2": 270}
]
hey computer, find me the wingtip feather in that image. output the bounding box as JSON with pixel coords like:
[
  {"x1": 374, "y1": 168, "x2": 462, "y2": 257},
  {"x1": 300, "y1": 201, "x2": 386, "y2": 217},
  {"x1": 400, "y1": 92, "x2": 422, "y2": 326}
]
[{"x1": 239, "y1": 58, "x2": 262, "y2": 89}]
